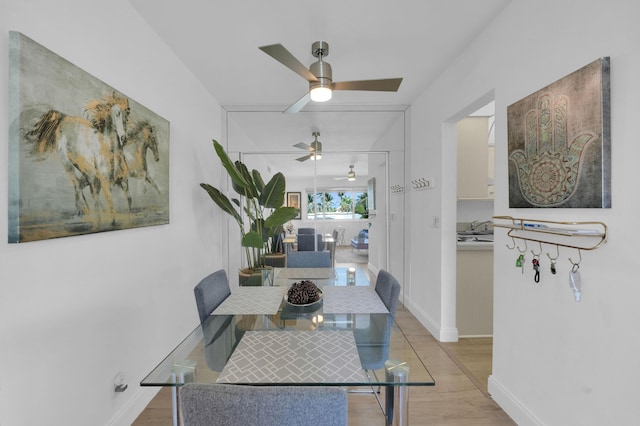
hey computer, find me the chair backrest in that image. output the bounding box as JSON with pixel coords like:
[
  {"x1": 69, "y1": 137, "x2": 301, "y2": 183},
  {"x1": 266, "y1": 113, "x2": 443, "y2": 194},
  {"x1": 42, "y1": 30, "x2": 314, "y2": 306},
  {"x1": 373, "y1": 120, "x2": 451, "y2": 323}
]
[
  {"x1": 286, "y1": 251, "x2": 331, "y2": 268},
  {"x1": 297, "y1": 233, "x2": 323, "y2": 251},
  {"x1": 297, "y1": 227, "x2": 315, "y2": 235},
  {"x1": 193, "y1": 269, "x2": 231, "y2": 323},
  {"x1": 180, "y1": 383, "x2": 347, "y2": 426},
  {"x1": 374, "y1": 269, "x2": 401, "y2": 316}
]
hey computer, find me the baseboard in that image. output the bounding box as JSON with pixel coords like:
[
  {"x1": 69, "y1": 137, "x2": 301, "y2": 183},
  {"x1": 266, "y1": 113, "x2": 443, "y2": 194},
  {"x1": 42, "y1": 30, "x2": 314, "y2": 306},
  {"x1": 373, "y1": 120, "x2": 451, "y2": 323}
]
[
  {"x1": 488, "y1": 375, "x2": 544, "y2": 426},
  {"x1": 403, "y1": 298, "x2": 458, "y2": 342},
  {"x1": 458, "y1": 334, "x2": 493, "y2": 338},
  {"x1": 106, "y1": 386, "x2": 160, "y2": 426}
]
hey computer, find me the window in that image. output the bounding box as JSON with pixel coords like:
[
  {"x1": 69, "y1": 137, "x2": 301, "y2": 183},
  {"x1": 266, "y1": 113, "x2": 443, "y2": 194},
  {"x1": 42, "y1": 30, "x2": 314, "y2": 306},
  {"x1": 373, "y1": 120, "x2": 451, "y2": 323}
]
[{"x1": 306, "y1": 190, "x2": 368, "y2": 220}]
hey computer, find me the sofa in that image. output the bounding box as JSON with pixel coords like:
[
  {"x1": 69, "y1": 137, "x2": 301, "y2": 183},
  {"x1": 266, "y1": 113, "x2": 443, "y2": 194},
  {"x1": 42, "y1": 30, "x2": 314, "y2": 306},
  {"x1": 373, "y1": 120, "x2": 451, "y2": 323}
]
[{"x1": 351, "y1": 229, "x2": 369, "y2": 251}]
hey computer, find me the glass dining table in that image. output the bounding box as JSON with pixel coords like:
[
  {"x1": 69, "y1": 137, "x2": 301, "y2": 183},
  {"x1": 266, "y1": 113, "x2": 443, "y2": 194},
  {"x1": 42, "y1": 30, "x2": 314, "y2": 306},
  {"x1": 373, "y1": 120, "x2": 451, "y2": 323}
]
[{"x1": 141, "y1": 267, "x2": 435, "y2": 426}]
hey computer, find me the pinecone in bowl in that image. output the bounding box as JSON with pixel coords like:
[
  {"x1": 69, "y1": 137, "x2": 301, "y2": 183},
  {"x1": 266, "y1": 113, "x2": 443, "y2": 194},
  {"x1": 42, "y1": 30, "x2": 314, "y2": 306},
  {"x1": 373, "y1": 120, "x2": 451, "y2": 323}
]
[{"x1": 287, "y1": 280, "x2": 320, "y2": 305}]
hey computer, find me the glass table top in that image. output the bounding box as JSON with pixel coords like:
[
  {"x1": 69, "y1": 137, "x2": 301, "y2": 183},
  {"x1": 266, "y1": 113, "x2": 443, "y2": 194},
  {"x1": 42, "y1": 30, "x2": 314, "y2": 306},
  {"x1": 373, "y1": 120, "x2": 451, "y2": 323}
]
[{"x1": 141, "y1": 267, "x2": 434, "y2": 388}]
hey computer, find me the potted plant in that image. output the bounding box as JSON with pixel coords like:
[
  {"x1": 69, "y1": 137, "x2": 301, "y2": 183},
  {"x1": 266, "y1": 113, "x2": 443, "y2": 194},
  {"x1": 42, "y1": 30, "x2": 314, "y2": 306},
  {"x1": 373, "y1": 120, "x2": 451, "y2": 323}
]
[{"x1": 200, "y1": 140, "x2": 298, "y2": 285}]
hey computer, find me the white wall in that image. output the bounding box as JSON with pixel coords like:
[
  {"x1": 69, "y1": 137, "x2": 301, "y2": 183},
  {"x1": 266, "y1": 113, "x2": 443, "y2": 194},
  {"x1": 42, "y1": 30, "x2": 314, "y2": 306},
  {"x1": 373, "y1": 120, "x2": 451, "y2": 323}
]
[
  {"x1": 0, "y1": 1, "x2": 224, "y2": 425},
  {"x1": 407, "y1": 0, "x2": 640, "y2": 424}
]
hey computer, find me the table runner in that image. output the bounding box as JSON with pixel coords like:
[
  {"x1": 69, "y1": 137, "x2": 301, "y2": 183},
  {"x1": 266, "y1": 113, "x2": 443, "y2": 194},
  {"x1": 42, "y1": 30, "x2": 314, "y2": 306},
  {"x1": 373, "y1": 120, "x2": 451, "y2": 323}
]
[
  {"x1": 212, "y1": 287, "x2": 286, "y2": 315},
  {"x1": 276, "y1": 267, "x2": 336, "y2": 279},
  {"x1": 216, "y1": 330, "x2": 366, "y2": 383},
  {"x1": 322, "y1": 286, "x2": 389, "y2": 314}
]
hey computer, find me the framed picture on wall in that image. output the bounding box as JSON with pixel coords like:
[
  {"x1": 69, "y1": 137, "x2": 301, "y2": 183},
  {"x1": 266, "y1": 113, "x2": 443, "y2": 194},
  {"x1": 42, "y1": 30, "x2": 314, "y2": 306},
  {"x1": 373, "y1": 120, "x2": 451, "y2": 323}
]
[
  {"x1": 286, "y1": 192, "x2": 301, "y2": 219},
  {"x1": 507, "y1": 57, "x2": 611, "y2": 208},
  {"x1": 8, "y1": 31, "x2": 170, "y2": 243}
]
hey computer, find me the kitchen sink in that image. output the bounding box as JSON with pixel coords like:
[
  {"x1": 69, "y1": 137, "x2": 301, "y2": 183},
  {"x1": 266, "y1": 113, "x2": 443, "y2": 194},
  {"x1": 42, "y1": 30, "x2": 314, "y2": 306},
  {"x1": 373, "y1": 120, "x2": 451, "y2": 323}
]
[
  {"x1": 457, "y1": 235, "x2": 494, "y2": 242},
  {"x1": 457, "y1": 230, "x2": 494, "y2": 236}
]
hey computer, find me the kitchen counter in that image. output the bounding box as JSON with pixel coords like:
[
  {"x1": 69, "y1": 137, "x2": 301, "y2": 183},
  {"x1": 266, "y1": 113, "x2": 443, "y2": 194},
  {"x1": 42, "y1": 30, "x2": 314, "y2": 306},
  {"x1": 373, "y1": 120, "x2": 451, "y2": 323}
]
[
  {"x1": 456, "y1": 232, "x2": 494, "y2": 250},
  {"x1": 457, "y1": 240, "x2": 493, "y2": 250}
]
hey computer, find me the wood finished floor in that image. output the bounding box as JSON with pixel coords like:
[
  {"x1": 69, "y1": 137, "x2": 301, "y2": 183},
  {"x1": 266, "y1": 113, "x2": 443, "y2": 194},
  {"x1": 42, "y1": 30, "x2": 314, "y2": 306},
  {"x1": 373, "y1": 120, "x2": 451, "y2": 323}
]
[{"x1": 134, "y1": 258, "x2": 514, "y2": 425}]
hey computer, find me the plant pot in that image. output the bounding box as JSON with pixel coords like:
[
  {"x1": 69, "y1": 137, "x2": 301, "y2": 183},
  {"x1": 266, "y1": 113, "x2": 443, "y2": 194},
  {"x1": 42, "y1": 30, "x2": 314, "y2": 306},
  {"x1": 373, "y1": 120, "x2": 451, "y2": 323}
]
[
  {"x1": 239, "y1": 266, "x2": 273, "y2": 286},
  {"x1": 263, "y1": 253, "x2": 286, "y2": 268}
]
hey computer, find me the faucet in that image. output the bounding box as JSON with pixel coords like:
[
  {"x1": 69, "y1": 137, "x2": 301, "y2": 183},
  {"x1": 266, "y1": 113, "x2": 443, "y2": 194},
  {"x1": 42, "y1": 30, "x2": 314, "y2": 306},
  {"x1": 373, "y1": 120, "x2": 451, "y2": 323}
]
[{"x1": 470, "y1": 220, "x2": 492, "y2": 231}]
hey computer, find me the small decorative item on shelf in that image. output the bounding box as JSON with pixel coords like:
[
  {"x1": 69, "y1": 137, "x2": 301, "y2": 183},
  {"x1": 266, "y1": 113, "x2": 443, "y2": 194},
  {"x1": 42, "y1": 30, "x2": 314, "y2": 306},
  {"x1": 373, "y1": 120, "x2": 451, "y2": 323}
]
[{"x1": 285, "y1": 221, "x2": 294, "y2": 234}]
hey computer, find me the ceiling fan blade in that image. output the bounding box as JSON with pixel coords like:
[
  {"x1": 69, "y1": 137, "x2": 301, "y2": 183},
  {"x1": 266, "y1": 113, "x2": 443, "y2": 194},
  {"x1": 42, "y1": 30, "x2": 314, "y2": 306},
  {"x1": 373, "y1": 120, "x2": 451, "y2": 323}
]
[
  {"x1": 333, "y1": 78, "x2": 403, "y2": 92},
  {"x1": 259, "y1": 44, "x2": 318, "y2": 82},
  {"x1": 293, "y1": 142, "x2": 312, "y2": 151},
  {"x1": 296, "y1": 154, "x2": 312, "y2": 162},
  {"x1": 333, "y1": 176, "x2": 348, "y2": 180},
  {"x1": 283, "y1": 92, "x2": 311, "y2": 114}
]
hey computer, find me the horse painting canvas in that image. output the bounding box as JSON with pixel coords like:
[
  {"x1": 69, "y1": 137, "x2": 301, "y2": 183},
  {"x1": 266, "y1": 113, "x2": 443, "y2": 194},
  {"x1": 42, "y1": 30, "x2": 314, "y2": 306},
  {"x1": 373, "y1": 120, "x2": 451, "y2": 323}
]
[{"x1": 8, "y1": 32, "x2": 170, "y2": 243}]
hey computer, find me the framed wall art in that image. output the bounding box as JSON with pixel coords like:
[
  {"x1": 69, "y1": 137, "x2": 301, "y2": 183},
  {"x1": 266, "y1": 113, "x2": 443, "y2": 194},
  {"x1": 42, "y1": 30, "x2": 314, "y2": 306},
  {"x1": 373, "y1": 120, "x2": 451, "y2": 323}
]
[
  {"x1": 8, "y1": 32, "x2": 170, "y2": 243},
  {"x1": 286, "y1": 192, "x2": 301, "y2": 219},
  {"x1": 507, "y1": 57, "x2": 611, "y2": 208}
]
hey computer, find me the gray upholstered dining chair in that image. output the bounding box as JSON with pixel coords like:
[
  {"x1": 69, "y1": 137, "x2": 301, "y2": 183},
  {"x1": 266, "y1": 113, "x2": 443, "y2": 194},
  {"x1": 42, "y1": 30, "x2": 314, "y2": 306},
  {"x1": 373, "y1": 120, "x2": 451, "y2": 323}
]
[
  {"x1": 180, "y1": 383, "x2": 347, "y2": 426},
  {"x1": 351, "y1": 270, "x2": 401, "y2": 406},
  {"x1": 286, "y1": 251, "x2": 331, "y2": 268},
  {"x1": 193, "y1": 269, "x2": 231, "y2": 323},
  {"x1": 374, "y1": 269, "x2": 401, "y2": 317},
  {"x1": 297, "y1": 227, "x2": 315, "y2": 234},
  {"x1": 297, "y1": 233, "x2": 324, "y2": 251}
]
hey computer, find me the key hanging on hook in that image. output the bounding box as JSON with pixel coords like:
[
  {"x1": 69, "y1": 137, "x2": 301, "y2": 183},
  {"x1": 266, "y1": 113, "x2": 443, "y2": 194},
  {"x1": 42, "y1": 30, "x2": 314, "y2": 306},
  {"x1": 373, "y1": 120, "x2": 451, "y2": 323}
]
[
  {"x1": 532, "y1": 258, "x2": 540, "y2": 283},
  {"x1": 516, "y1": 240, "x2": 527, "y2": 274},
  {"x1": 568, "y1": 249, "x2": 582, "y2": 302},
  {"x1": 546, "y1": 245, "x2": 560, "y2": 275},
  {"x1": 531, "y1": 242, "x2": 542, "y2": 283}
]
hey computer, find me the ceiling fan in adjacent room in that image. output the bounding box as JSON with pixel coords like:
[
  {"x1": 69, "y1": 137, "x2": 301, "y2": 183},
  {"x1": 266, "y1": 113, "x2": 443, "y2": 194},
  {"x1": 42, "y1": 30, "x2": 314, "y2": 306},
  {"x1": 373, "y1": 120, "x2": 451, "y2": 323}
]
[
  {"x1": 334, "y1": 165, "x2": 356, "y2": 181},
  {"x1": 294, "y1": 131, "x2": 322, "y2": 162},
  {"x1": 259, "y1": 41, "x2": 403, "y2": 113}
]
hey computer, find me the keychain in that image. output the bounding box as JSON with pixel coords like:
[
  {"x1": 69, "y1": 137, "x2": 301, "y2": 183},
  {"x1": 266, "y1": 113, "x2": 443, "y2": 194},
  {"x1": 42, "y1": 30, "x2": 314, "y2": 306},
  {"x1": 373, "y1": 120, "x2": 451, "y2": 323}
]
[
  {"x1": 547, "y1": 245, "x2": 559, "y2": 275},
  {"x1": 569, "y1": 250, "x2": 582, "y2": 302},
  {"x1": 531, "y1": 243, "x2": 542, "y2": 283},
  {"x1": 532, "y1": 257, "x2": 540, "y2": 283},
  {"x1": 516, "y1": 240, "x2": 527, "y2": 275},
  {"x1": 515, "y1": 253, "x2": 525, "y2": 274}
]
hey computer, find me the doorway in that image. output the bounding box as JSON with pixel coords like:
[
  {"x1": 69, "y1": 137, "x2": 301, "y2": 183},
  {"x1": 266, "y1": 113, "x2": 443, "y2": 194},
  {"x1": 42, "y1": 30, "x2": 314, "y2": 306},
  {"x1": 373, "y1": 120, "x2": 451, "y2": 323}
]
[{"x1": 450, "y1": 97, "x2": 495, "y2": 394}]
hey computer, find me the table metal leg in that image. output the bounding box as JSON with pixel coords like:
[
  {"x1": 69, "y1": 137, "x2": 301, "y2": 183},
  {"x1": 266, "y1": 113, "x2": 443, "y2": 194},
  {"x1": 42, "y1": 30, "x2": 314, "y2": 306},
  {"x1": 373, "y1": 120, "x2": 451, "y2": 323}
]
[
  {"x1": 171, "y1": 361, "x2": 196, "y2": 426},
  {"x1": 171, "y1": 386, "x2": 180, "y2": 426},
  {"x1": 384, "y1": 360, "x2": 409, "y2": 426}
]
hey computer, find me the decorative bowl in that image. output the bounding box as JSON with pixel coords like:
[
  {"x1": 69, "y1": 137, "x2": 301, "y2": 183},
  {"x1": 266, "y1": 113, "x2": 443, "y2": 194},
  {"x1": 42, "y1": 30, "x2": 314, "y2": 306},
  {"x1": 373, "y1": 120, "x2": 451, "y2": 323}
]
[{"x1": 284, "y1": 281, "x2": 323, "y2": 313}]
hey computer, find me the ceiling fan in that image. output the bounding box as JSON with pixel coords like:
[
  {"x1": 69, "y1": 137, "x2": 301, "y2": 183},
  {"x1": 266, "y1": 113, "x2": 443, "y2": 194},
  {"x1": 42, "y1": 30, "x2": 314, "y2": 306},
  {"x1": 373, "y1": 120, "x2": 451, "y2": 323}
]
[
  {"x1": 294, "y1": 131, "x2": 322, "y2": 162},
  {"x1": 334, "y1": 165, "x2": 356, "y2": 181},
  {"x1": 259, "y1": 41, "x2": 403, "y2": 113}
]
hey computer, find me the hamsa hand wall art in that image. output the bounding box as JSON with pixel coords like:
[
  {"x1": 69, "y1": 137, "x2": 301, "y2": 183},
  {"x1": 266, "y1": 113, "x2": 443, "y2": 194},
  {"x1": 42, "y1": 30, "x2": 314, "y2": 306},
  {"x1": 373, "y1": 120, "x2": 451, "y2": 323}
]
[{"x1": 507, "y1": 57, "x2": 611, "y2": 208}]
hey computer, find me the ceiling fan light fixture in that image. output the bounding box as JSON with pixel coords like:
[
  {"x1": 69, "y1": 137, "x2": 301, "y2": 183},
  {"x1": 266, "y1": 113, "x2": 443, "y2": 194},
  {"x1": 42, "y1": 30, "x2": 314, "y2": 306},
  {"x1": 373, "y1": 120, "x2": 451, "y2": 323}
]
[
  {"x1": 347, "y1": 165, "x2": 356, "y2": 181},
  {"x1": 309, "y1": 83, "x2": 332, "y2": 102},
  {"x1": 309, "y1": 54, "x2": 333, "y2": 102},
  {"x1": 310, "y1": 140, "x2": 322, "y2": 160}
]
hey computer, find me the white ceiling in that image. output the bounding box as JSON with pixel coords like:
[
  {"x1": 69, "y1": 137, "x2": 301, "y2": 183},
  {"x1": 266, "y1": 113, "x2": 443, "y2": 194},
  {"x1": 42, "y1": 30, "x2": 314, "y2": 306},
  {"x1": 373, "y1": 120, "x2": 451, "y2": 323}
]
[{"x1": 128, "y1": 0, "x2": 509, "y2": 177}]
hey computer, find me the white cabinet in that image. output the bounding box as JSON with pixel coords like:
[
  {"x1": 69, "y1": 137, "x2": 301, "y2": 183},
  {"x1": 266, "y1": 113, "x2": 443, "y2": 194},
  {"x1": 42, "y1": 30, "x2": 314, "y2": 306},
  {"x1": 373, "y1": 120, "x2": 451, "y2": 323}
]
[
  {"x1": 456, "y1": 249, "x2": 494, "y2": 336},
  {"x1": 457, "y1": 117, "x2": 493, "y2": 199}
]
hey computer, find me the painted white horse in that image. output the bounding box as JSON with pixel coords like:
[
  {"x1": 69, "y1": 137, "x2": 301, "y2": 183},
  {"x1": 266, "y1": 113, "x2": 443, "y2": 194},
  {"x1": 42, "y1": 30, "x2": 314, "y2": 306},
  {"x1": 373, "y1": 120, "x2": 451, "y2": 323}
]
[
  {"x1": 28, "y1": 95, "x2": 130, "y2": 226},
  {"x1": 124, "y1": 120, "x2": 161, "y2": 194}
]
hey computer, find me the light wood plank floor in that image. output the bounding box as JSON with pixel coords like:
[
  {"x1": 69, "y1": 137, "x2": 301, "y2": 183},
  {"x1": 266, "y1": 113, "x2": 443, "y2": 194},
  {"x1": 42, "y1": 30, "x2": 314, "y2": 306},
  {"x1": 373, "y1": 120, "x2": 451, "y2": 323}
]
[{"x1": 134, "y1": 260, "x2": 514, "y2": 425}]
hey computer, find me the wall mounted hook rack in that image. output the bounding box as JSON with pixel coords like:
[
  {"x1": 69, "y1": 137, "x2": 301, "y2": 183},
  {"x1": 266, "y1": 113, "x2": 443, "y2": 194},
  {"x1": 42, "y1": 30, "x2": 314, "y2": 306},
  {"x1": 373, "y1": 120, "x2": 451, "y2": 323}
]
[{"x1": 492, "y1": 216, "x2": 607, "y2": 251}]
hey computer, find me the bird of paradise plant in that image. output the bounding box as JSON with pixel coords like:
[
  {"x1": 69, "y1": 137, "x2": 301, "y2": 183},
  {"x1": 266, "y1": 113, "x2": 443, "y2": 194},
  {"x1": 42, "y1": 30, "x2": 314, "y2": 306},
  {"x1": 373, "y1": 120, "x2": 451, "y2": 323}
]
[{"x1": 200, "y1": 140, "x2": 298, "y2": 271}]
